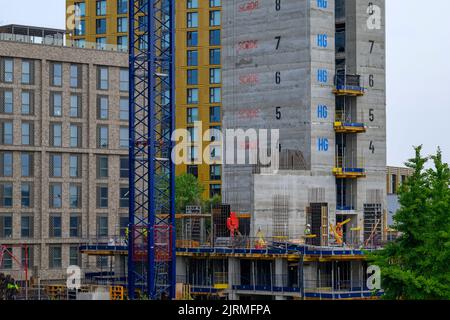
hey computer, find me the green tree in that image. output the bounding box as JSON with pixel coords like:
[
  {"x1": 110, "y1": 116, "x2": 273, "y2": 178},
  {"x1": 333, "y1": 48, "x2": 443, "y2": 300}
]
[
  {"x1": 175, "y1": 173, "x2": 205, "y2": 213},
  {"x1": 368, "y1": 146, "x2": 450, "y2": 299}
]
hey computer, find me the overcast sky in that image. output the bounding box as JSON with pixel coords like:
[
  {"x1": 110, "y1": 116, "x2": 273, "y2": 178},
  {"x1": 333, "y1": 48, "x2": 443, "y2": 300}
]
[{"x1": 0, "y1": 0, "x2": 449, "y2": 167}]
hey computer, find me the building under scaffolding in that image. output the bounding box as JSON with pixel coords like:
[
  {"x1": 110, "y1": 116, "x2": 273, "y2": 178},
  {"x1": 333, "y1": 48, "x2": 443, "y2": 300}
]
[{"x1": 77, "y1": 210, "x2": 384, "y2": 300}]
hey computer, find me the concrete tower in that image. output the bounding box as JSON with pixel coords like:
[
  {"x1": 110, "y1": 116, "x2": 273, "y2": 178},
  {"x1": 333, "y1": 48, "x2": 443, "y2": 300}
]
[{"x1": 222, "y1": 0, "x2": 386, "y2": 245}]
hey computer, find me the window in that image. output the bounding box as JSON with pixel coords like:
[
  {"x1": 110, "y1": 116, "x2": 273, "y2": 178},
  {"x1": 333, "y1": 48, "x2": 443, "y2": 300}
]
[
  {"x1": 74, "y1": 39, "x2": 86, "y2": 48},
  {"x1": 209, "y1": 68, "x2": 221, "y2": 84},
  {"x1": 97, "y1": 67, "x2": 109, "y2": 90},
  {"x1": 0, "y1": 152, "x2": 13, "y2": 177},
  {"x1": 210, "y1": 184, "x2": 221, "y2": 197},
  {"x1": 49, "y1": 245, "x2": 62, "y2": 269},
  {"x1": 70, "y1": 124, "x2": 81, "y2": 148},
  {"x1": 210, "y1": 125, "x2": 221, "y2": 142},
  {"x1": 97, "y1": 126, "x2": 109, "y2": 148},
  {"x1": 97, "y1": 216, "x2": 108, "y2": 237},
  {"x1": 210, "y1": 145, "x2": 221, "y2": 160},
  {"x1": 138, "y1": 15, "x2": 147, "y2": 32},
  {"x1": 187, "y1": 69, "x2": 198, "y2": 85},
  {"x1": 119, "y1": 216, "x2": 128, "y2": 237},
  {"x1": 117, "y1": 17, "x2": 128, "y2": 33},
  {"x1": 187, "y1": 107, "x2": 199, "y2": 124},
  {"x1": 187, "y1": 0, "x2": 198, "y2": 8},
  {"x1": 21, "y1": 91, "x2": 33, "y2": 115},
  {"x1": 75, "y1": 20, "x2": 86, "y2": 36},
  {"x1": 96, "y1": 18, "x2": 107, "y2": 34},
  {"x1": 1, "y1": 89, "x2": 13, "y2": 114},
  {"x1": 1, "y1": 58, "x2": 13, "y2": 83},
  {"x1": 120, "y1": 98, "x2": 129, "y2": 120},
  {"x1": 0, "y1": 215, "x2": 12, "y2": 238},
  {"x1": 96, "y1": 0, "x2": 106, "y2": 16},
  {"x1": 120, "y1": 69, "x2": 129, "y2": 91},
  {"x1": 187, "y1": 51, "x2": 198, "y2": 68},
  {"x1": 70, "y1": 214, "x2": 81, "y2": 238},
  {"x1": 188, "y1": 146, "x2": 199, "y2": 161},
  {"x1": 22, "y1": 60, "x2": 34, "y2": 84},
  {"x1": 97, "y1": 96, "x2": 109, "y2": 119},
  {"x1": 0, "y1": 183, "x2": 13, "y2": 207},
  {"x1": 21, "y1": 122, "x2": 33, "y2": 145},
  {"x1": 50, "y1": 154, "x2": 62, "y2": 177},
  {"x1": 49, "y1": 214, "x2": 62, "y2": 238},
  {"x1": 70, "y1": 94, "x2": 81, "y2": 118},
  {"x1": 50, "y1": 123, "x2": 62, "y2": 147},
  {"x1": 96, "y1": 37, "x2": 107, "y2": 50},
  {"x1": 21, "y1": 153, "x2": 33, "y2": 177},
  {"x1": 187, "y1": 31, "x2": 198, "y2": 47},
  {"x1": 209, "y1": 30, "x2": 221, "y2": 46},
  {"x1": 97, "y1": 185, "x2": 108, "y2": 208},
  {"x1": 1, "y1": 122, "x2": 13, "y2": 145},
  {"x1": 210, "y1": 106, "x2": 221, "y2": 122},
  {"x1": 97, "y1": 256, "x2": 109, "y2": 268},
  {"x1": 188, "y1": 127, "x2": 199, "y2": 143},
  {"x1": 209, "y1": 11, "x2": 221, "y2": 26},
  {"x1": 21, "y1": 215, "x2": 33, "y2": 238},
  {"x1": 117, "y1": 36, "x2": 128, "y2": 50},
  {"x1": 69, "y1": 184, "x2": 81, "y2": 208},
  {"x1": 117, "y1": 0, "x2": 128, "y2": 14},
  {"x1": 1, "y1": 247, "x2": 12, "y2": 268},
  {"x1": 210, "y1": 49, "x2": 221, "y2": 65},
  {"x1": 69, "y1": 155, "x2": 81, "y2": 178},
  {"x1": 49, "y1": 184, "x2": 62, "y2": 208},
  {"x1": 210, "y1": 0, "x2": 221, "y2": 7},
  {"x1": 75, "y1": 2, "x2": 86, "y2": 17},
  {"x1": 120, "y1": 157, "x2": 129, "y2": 178},
  {"x1": 210, "y1": 165, "x2": 221, "y2": 180},
  {"x1": 120, "y1": 127, "x2": 129, "y2": 148},
  {"x1": 187, "y1": 165, "x2": 198, "y2": 178},
  {"x1": 119, "y1": 186, "x2": 129, "y2": 208},
  {"x1": 187, "y1": 12, "x2": 198, "y2": 28},
  {"x1": 391, "y1": 174, "x2": 397, "y2": 194},
  {"x1": 51, "y1": 63, "x2": 62, "y2": 87},
  {"x1": 70, "y1": 64, "x2": 81, "y2": 88},
  {"x1": 187, "y1": 88, "x2": 199, "y2": 104},
  {"x1": 97, "y1": 156, "x2": 108, "y2": 178},
  {"x1": 210, "y1": 87, "x2": 221, "y2": 103},
  {"x1": 70, "y1": 246, "x2": 80, "y2": 266},
  {"x1": 21, "y1": 183, "x2": 32, "y2": 208},
  {"x1": 50, "y1": 92, "x2": 62, "y2": 117}
]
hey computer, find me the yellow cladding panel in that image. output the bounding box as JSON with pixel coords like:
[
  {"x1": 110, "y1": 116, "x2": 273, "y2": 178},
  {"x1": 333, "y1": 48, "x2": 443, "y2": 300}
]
[{"x1": 66, "y1": 0, "x2": 222, "y2": 200}]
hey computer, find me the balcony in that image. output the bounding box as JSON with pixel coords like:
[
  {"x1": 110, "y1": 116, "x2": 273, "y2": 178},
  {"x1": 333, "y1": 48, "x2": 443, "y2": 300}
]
[
  {"x1": 333, "y1": 156, "x2": 366, "y2": 179},
  {"x1": 333, "y1": 73, "x2": 365, "y2": 96},
  {"x1": 334, "y1": 121, "x2": 366, "y2": 134}
]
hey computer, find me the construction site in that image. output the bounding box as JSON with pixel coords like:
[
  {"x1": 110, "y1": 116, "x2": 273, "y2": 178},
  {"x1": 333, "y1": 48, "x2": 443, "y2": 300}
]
[{"x1": 0, "y1": 0, "x2": 390, "y2": 300}]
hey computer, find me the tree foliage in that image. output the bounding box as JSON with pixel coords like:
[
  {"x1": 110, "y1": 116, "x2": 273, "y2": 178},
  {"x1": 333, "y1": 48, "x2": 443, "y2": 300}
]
[
  {"x1": 175, "y1": 173, "x2": 205, "y2": 213},
  {"x1": 368, "y1": 146, "x2": 450, "y2": 299}
]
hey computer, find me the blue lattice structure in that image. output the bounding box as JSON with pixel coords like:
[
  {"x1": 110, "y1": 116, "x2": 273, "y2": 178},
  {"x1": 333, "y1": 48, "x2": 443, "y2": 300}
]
[{"x1": 128, "y1": 0, "x2": 176, "y2": 300}]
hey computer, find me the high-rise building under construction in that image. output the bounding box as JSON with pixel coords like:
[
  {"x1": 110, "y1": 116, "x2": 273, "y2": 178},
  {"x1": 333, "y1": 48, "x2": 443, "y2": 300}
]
[{"x1": 223, "y1": 0, "x2": 387, "y2": 244}]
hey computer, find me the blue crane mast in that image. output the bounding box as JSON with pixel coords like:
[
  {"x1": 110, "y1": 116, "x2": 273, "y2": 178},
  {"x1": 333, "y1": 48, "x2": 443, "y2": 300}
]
[{"x1": 128, "y1": 0, "x2": 176, "y2": 300}]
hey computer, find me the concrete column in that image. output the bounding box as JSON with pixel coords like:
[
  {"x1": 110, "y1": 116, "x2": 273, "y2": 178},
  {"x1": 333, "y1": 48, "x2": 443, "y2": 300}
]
[
  {"x1": 275, "y1": 258, "x2": 286, "y2": 300},
  {"x1": 176, "y1": 256, "x2": 187, "y2": 284},
  {"x1": 228, "y1": 258, "x2": 240, "y2": 300}
]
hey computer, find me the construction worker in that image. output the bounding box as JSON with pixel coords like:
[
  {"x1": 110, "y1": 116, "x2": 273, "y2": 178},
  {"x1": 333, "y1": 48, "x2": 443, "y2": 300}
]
[
  {"x1": 304, "y1": 224, "x2": 312, "y2": 235},
  {"x1": 124, "y1": 226, "x2": 129, "y2": 245}
]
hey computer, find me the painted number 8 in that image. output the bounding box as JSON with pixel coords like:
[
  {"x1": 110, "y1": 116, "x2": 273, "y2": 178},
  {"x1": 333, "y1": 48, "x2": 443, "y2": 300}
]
[{"x1": 275, "y1": 0, "x2": 281, "y2": 11}]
